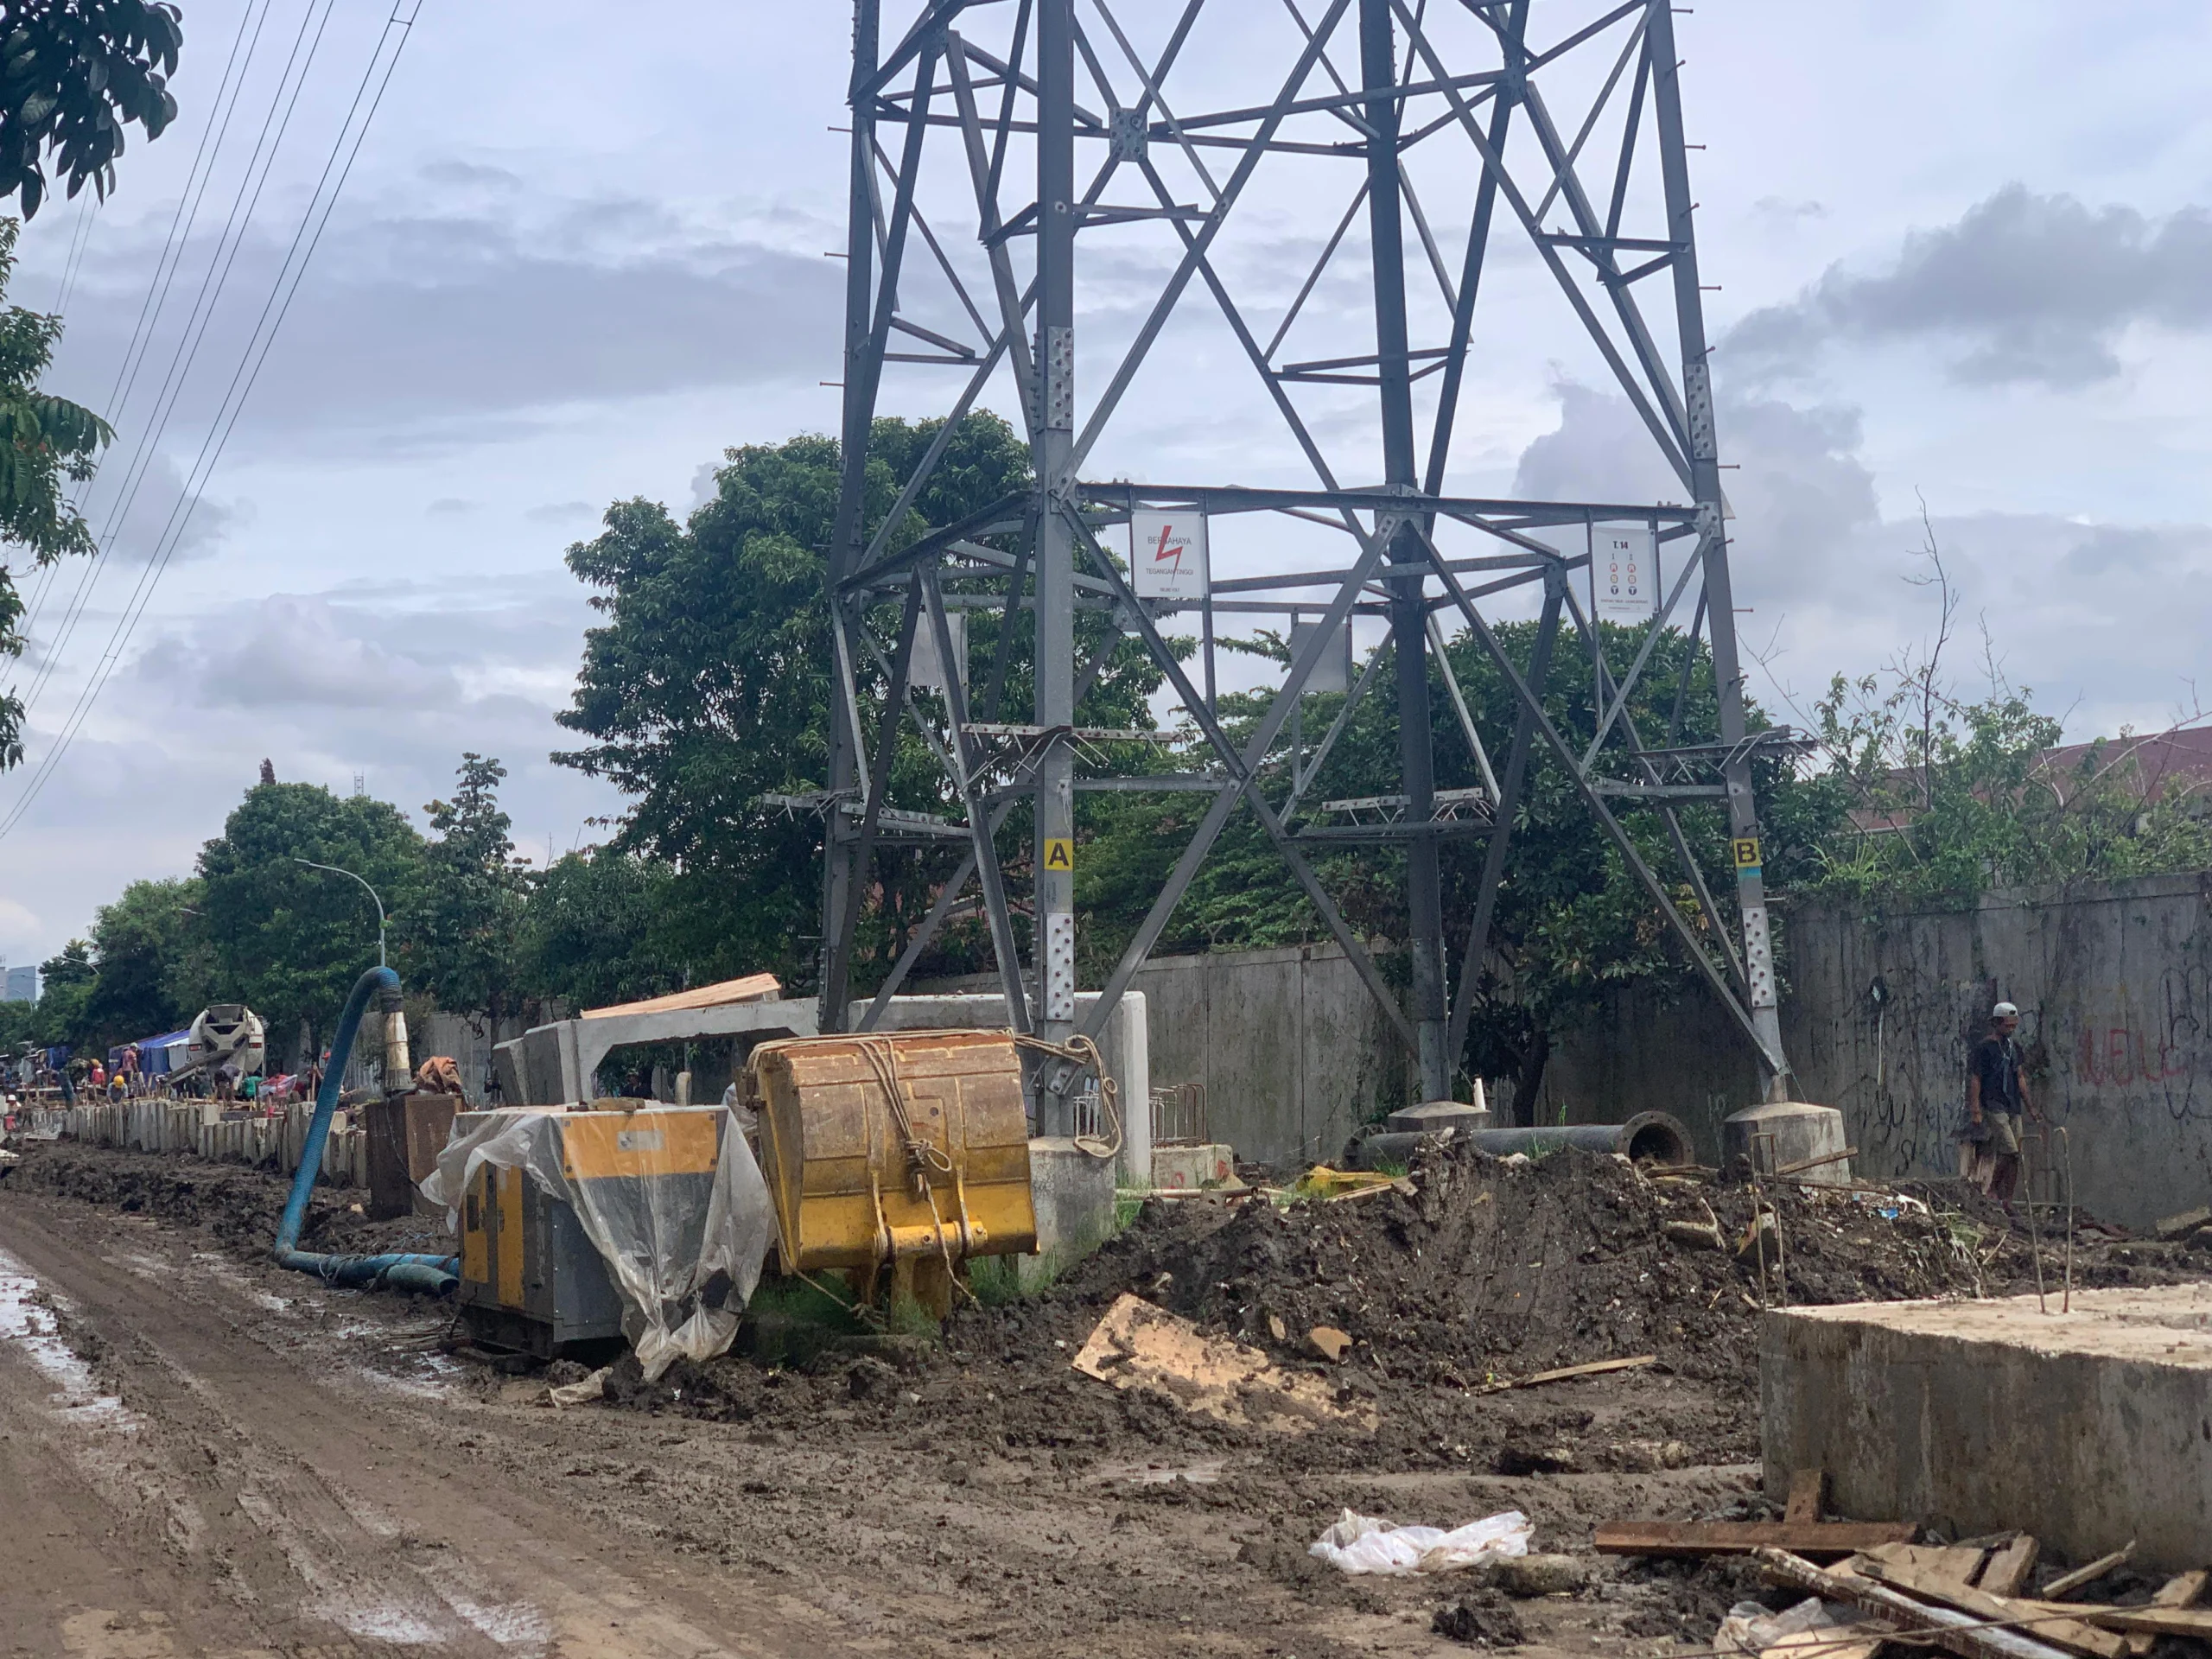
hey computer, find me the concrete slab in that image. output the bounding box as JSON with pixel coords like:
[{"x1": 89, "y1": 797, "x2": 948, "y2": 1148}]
[
  {"x1": 1023, "y1": 1136, "x2": 1118, "y2": 1288},
  {"x1": 1727, "y1": 1101, "x2": 1851, "y2": 1185},
  {"x1": 1763, "y1": 1284, "x2": 2212, "y2": 1570},
  {"x1": 1151, "y1": 1143, "x2": 1236, "y2": 1192}
]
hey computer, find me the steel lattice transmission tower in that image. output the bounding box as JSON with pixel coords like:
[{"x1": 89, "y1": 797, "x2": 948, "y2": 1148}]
[{"x1": 813, "y1": 0, "x2": 1801, "y2": 1121}]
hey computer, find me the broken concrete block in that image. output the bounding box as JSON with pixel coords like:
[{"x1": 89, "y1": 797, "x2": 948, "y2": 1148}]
[{"x1": 1492, "y1": 1554, "x2": 1586, "y2": 1597}]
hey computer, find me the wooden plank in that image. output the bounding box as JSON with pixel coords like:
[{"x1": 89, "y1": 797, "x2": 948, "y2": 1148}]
[
  {"x1": 2043, "y1": 1544, "x2": 2135, "y2": 1599},
  {"x1": 1592, "y1": 1520, "x2": 1915, "y2": 1560},
  {"x1": 1980, "y1": 1535, "x2": 2043, "y2": 1598},
  {"x1": 1865, "y1": 1541, "x2": 1993, "y2": 1588},
  {"x1": 1477, "y1": 1354, "x2": 1656, "y2": 1395},
  {"x1": 1775, "y1": 1145, "x2": 1858, "y2": 1176},
  {"x1": 2039, "y1": 1603, "x2": 2212, "y2": 1639},
  {"x1": 1858, "y1": 1552, "x2": 2126, "y2": 1659},
  {"x1": 2121, "y1": 1566, "x2": 2207, "y2": 1655},
  {"x1": 582, "y1": 973, "x2": 781, "y2": 1020},
  {"x1": 1756, "y1": 1547, "x2": 2075, "y2": 1659},
  {"x1": 1783, "y1": 1468, "x2": 1826, "y2": 1525}
]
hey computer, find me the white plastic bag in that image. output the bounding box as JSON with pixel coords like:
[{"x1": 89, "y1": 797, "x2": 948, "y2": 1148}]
[{"x1": 1308, "y1": 1507, "x2": 1532, "y2": 1575}]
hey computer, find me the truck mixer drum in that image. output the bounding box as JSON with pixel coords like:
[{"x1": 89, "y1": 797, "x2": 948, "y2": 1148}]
[
  {"x1": 186, "y1": 1004, "x2": 265, "y2": 1078},
  {"x1": 750, "y1": 1031, "x2": 1039, "y2": 1320}
]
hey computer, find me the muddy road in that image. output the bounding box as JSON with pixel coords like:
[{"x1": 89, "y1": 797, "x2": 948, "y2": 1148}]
[
  {"x1": 18, "y1": 1137, "x2": 2185, "y2": 1658},
  {"x1": 0, "y1": 1149, "x2": 1808, "y2": 1659}
]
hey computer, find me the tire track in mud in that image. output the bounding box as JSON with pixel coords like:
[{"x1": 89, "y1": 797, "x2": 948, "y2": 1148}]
[{"x1": 0, "y1": 1196, "x2": 855, "y2": 1658}]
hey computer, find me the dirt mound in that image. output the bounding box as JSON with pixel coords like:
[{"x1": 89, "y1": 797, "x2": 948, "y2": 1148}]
[
  {"x1": 3, "y1": 1141, "x2": 449, "y2": 1257},
  {"x1": 997, "y1": 1144, "x2": 2158, "y2": 1387}
]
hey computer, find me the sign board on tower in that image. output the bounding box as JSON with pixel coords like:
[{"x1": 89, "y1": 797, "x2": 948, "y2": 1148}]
[
  {"x1": 1129, "y1": 508, "x2": 1209, "y2": 602},
  {"x1": 1593, "y1": 527, "x2": 1656, "y2": 621}
]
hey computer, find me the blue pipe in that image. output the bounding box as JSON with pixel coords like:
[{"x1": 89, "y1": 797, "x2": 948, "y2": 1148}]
[{"x1": 272, "y1": 964, "x2": 458, "y2": 1295}]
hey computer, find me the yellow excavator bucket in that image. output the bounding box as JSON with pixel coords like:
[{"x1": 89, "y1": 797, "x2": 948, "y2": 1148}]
[{"x1": 749, "y1": 1030, "x2": 1036, "y2": 1314}]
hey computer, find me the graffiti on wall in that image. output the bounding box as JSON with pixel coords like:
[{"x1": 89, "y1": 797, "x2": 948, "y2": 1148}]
[{"x1": 2054, "y1": 966, "x2": 2208, "y2": 1120}]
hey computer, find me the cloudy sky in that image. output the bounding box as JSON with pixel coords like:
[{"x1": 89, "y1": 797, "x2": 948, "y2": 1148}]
[{"x1": 3, "y1": 1, "x2": 2209, "y2": 971}]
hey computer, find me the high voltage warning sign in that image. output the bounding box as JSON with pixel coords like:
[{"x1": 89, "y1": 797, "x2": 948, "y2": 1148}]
[{"x1": 1043, "y1": 838, "x2": 1074, "y2": 872}]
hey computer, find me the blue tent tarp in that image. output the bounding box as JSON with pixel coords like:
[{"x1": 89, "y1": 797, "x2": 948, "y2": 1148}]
[{"x1": 137, "y1": 1029, "x2": 190, "y2": 1076}]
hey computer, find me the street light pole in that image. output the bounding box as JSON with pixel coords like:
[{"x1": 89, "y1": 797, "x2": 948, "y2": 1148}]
[{"x1": 292, "y1": 858, "x2": 386, "y2": 968}]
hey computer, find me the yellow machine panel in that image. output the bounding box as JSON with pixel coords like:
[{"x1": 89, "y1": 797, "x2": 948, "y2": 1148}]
[
  {"x1": 750, "y1": 1031, "x2": 1036, "y2": 1310},
  {"x1": 455, "y1": 1106, "x2": 724, "y2": 1356}
]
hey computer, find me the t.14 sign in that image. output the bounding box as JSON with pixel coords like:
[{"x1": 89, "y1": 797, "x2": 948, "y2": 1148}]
[{"x1": 1593, "y1": 528, "x2": 1656, "y2": 621}]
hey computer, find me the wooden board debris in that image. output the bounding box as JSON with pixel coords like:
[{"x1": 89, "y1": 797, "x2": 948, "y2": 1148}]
[
  {"x1": 2117, "y1": 1566, "x2": 2206, "y2": 1655},
  {"x1": 1857, "y1": 1548, "x2": 2126, "y2": 1659},
  {"x1": 1070, "y1": 1294, "x2": 1376, "y2": 1433},
  {"x1": 1593, "y1": 1520, "x2": 1916, "y2": 1560},
  {"x1": 2043, "y1": 1543, "x2": 2135, "y2": 1599},
  {"x1": 1477, "y1": 1353, "x2": 1656, "y2": 1395},
  {"x1": 1783, "y1": 1468, "x2": 1825, "y2": 1525},
  {"x1": 1980, "y1": 1535, "x2": 2043, "y2": 1598},
  {"x1": 1756, "y1": 1546, "x2": 2074, "y2": 1659}
]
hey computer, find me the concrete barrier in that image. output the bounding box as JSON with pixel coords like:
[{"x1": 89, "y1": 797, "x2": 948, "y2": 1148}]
[
  {"x1": 29, "y1": 1096, "x2": 367, "y2": 1188},
  {"x1": 1764, "y1": 1286, "x2": 2212, "y2": 1570}
]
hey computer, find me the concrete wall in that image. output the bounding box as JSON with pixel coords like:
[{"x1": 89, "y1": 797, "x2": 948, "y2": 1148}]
[
  {"x1": 1130, "y1": 944, "x2": 1409, "y2": 1169},
  {"x1": 908, "y1": 944, "x2": 1411, "y2": 1169},
  {"x1": 1541, "y1": 873, "x2": 2212, "y2": 1230},
  {"x1": 1789, "y1": 873, "x2": 2211, "y2": 1231},
  {"x1": 415, "y1": 1012, "x2": 532, "y2": 1104}
]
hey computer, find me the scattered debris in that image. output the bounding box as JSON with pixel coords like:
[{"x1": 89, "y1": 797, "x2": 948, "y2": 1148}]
[
  {"x1": 1980, "y1": 1534, "x2": 2041, "y2": 1596},
  {"x1": 1306, "y1": 1507, "x2": 1530, "y2": 1576},
  {"x1": 1306, "y1": 1324, "x2": 1351, "y2": 1362},
  {"x1": 1714, "y1": 1596, "x2": 1886, "y2": 1659},
  {"x1": 545, "y1": 1364, "x2": 612, "y2": 1408},
  {"x1": 1756, "y1": 1545, "x2": 2075, "y2": 1659},
  {"x1": 1069, "y1": 1293, "x2": 1373, "y2": 1432},
  {"x1": 1478, "y1": 1353, "x2": 1656, "y2": 1395},
  {"x1": 1491, "y1": 1553, "x2": 1586, "y2": 1598},
  {"x1": 1856, "y1": 1542, "x2": 2126, "y2": 1659},
  {"x1": 1432, "y1": 1592, "x2": 1526, "y2": 1647},
  {"x1": 2040, "y1": 1541, "x2": 2134, "y2": 1599},
  {"x1": 1783, "y1": 1467, "x2": 1826, "y2": 1523},
  {"x1": 1664, "y1": 1217, "x2": 1727, "y2": 1250},
  {"x1": 2152, "y1": 1206, "x2": 2211, "y2": 1242}
]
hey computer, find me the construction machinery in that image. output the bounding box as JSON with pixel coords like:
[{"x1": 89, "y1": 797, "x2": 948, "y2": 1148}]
[
  {"x1": 749, "y1": 1030, "x2": 1039, "y2": 1319},
  {"x1": 181, "y1": 1004, "x2": 266, "y2": 1084},
  {"x1": 454, "y1": 1104, "x2": 733, "y2": 1357},
  {"x1": 442, "y1": 1029, "x2": 1048, "y2": 1358}
]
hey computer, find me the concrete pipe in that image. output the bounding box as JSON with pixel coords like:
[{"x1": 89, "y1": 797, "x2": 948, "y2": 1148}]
[{"x1": 1355, "y1": 1110, "x2": 1694, "y2": 1173}]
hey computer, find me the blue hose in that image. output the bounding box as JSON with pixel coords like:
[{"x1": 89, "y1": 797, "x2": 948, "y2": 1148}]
[{"x1": 272, "y1": 964, "x2": 458, "y2": 1295}]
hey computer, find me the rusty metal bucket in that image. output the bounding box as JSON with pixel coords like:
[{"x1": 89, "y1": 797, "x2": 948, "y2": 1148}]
[{"x1": 749, "y1": 1031, "x2": 1037, "y2": 1317}]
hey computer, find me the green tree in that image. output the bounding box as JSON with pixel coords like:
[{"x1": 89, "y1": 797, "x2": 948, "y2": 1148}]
[
  {"x1": 553, "y1": 413, "x2": 1165, "y2": 992},
  {"x1": 516, "y1": 847, "x2": 682, "y2": 1012},
  {"x1": 25, "y1": 934, "x2": 92, "y2": 1046},
  {"x1": 194, "y1": 779, "x2": 425, "y2": 1052},
  {"x1": 0, "y1": 1, "x2": 181, "y2": 217},
  {"x1": 0, "y1": 216, "x2": 112, "y2": 766},
  {"x1": 1797, "y1": 529, "x2": 2209, "y2": 911},
  {"x1": 79, "y1": 874, "x2": 205, "y2": 1045},
  {"x1": 404, "y1": 753, "x2": 528, "y2": 1019}
]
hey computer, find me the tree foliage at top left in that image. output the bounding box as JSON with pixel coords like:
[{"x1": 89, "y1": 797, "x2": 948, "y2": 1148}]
[
  {"x1": 0, "y1": 0, "x2": 181, "y2": 218},
  {"x1": 0, "y1": 216, "x2": 111, "y2": 766}
]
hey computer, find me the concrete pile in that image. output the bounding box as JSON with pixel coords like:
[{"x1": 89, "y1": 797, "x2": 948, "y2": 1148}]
[{"x1": 26, "y1": 1100, "x2": 367, "y2": 1186}]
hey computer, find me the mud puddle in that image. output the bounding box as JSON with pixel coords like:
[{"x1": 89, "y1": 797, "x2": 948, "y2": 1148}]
[{"x1": 0, "y1": 1244, "x2": 134, "y2": 1425}]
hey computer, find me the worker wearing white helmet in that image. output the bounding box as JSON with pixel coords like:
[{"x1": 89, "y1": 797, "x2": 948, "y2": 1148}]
[{"x1": 1967, "y1": 1001, "x2": 2037, "y2": 1214}]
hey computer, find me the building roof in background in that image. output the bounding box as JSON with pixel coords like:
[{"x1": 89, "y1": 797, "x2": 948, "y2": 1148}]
[
  {"x1": 582, "y1": 974, "x2": 781, "y2": 1020},
  {"x1": 2042, "y1": 723, "x2": 2212, "y2": 806}
]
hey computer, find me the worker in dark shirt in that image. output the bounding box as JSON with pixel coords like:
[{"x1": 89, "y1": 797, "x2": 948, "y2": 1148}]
[{"x1": 1967, "y1": 1001, "x2": 2037, "y2": 1213}]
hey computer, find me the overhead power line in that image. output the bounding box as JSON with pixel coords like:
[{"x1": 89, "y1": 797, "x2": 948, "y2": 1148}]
[{"x1": 0, "y1": 2, "x2": 426, "y2": 844}]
